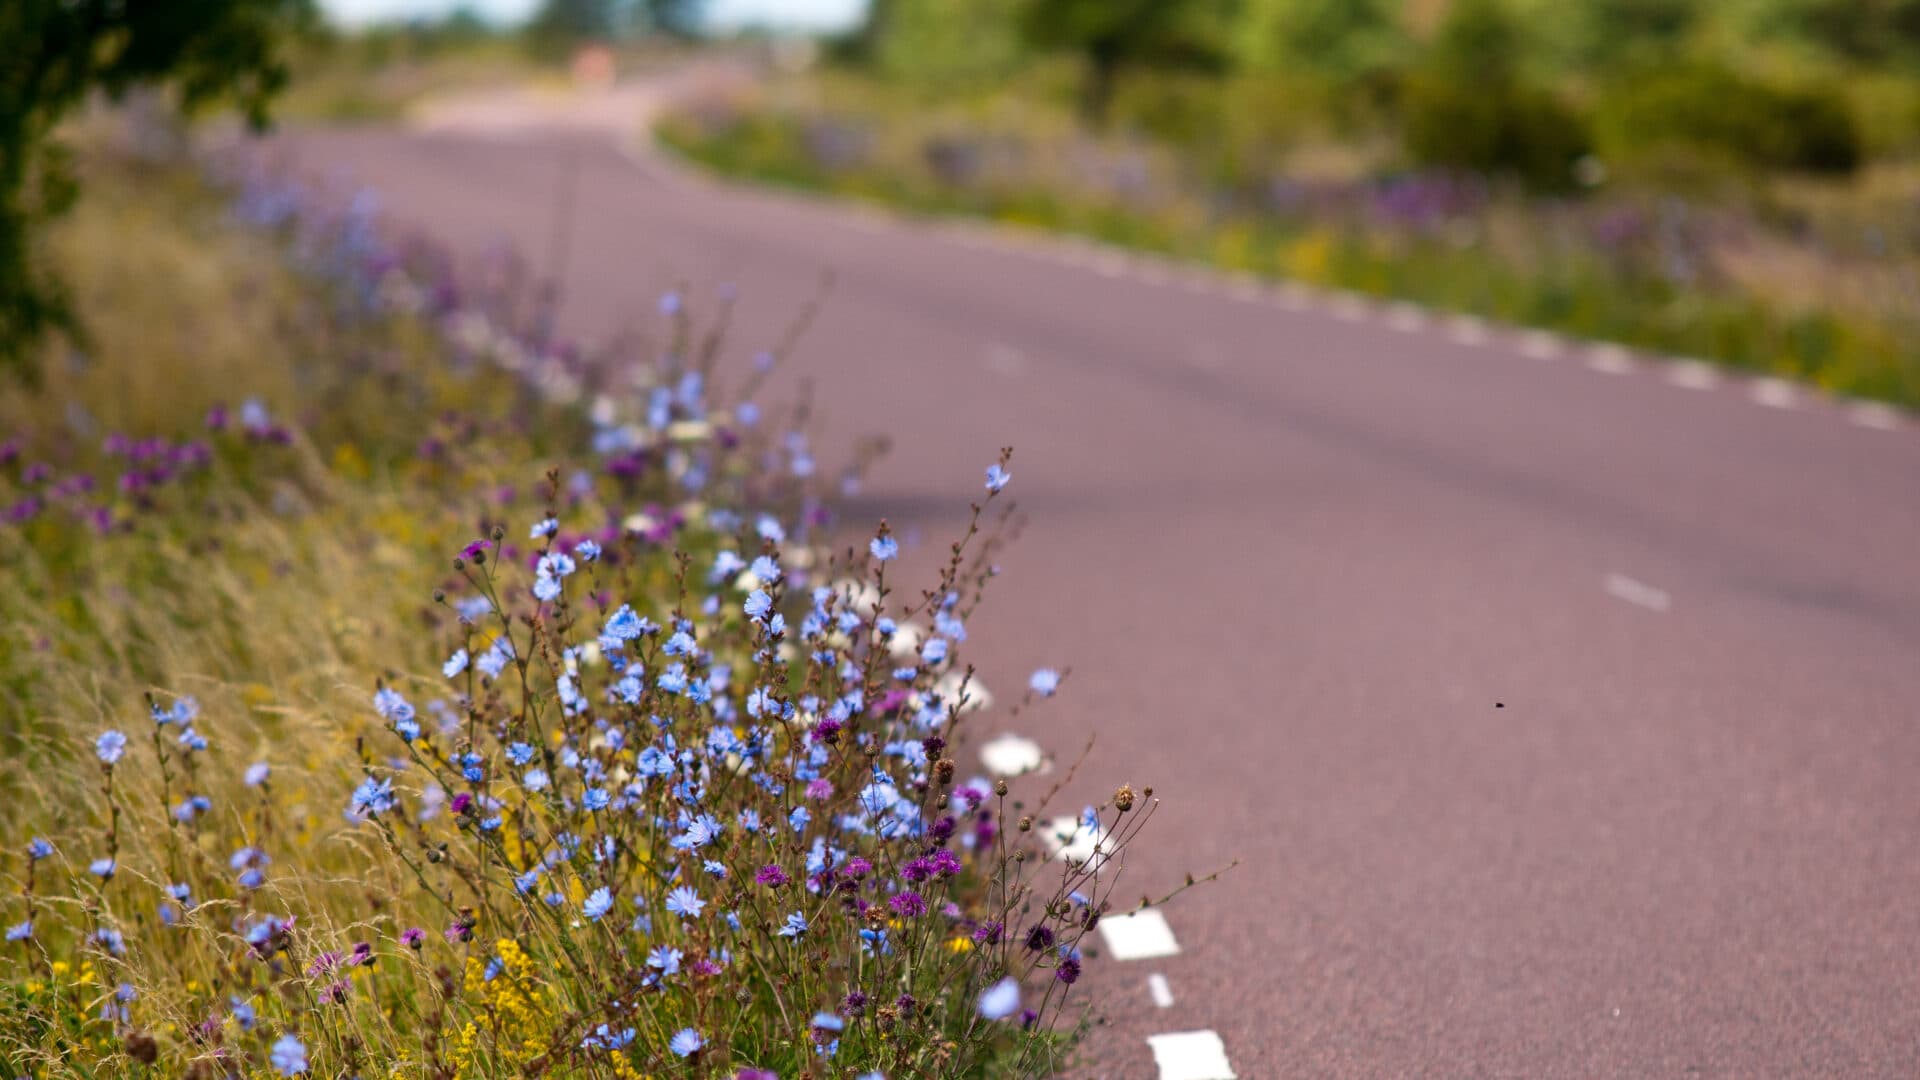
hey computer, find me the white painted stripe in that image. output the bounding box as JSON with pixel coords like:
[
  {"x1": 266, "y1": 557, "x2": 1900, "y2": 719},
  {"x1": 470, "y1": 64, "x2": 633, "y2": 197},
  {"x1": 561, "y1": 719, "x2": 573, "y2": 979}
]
[
  {"x1": 1273, "y1": 283, "x2": 1314, "y2": 310},
  {"x1": 1751, "y1": 377, "x2": 1797, "y2": 409},
  {"x1": 1147, "y1": 1030, "x2": 1237, "y2": 1080},
  {"x1": 1604, "y1": 573, "x2": 1671, "y2": 612},
  {"x1": 1043, "y1": 816, "x2": 1108, "y2": 868},
  {"x1": 1586, "y1": 344, "x2": 1636, "y2": 374},
  {"x1": 1148, "y1": 973, "x2": 1175, "y2": 1008},
  {"x1": 1224, "y1": 274, "x2": 1266, "y2": 303},
  {"x1": 1098, "y1": 909, "x2": 1181, "y2": 960},
  {"x1": 1847, "y1": 401, "x2": 1904, "y2": 430},
  {"x1": 1327, "y1": 293, "x2": 1371, "y2": 321},
  {"x1": 1517, "y1": 330, "x2": 1566, "y2": 360},
  {"x1": 1134, "y1": 260, "x2": 1173, "y2": 287},
  {"x1": 1666, "y1": 360, "x2": 1720, "y2": 390},
  {"x1": 1445, "y1": 315, "x2": 1491, "y2": 346},
  {"x1": 1384, "y1": 303, "x2": 1429, "y2": 332},
  {"x1": 979, "y1": 733, "x2": 1045, "y2": 776},
  {"x1": 982, "y1": 344, "x2": 1026, "y2": 377}
]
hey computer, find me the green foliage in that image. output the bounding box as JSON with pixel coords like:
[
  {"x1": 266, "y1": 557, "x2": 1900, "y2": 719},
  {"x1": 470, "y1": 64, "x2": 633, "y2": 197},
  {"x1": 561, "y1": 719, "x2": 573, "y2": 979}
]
[
  {"x1": 1594, "y1": 65, "x2": 1862, "y2": 177},
  {"x1": 1401, "y1": 0, "x2": 1591, "y2": 189},
  {"x1": 1019, "y1": 0, "x2": 1234, "y2": 125},
  {"x1": 0, "y1": 0, "x2": 310, "y2": 384},
  {"x1": 872, "y1": 0, "x2": 1030, "y2": 89},
  {"x1": 1235, "y1": 0, "x2": 1409, "y2": 81}
]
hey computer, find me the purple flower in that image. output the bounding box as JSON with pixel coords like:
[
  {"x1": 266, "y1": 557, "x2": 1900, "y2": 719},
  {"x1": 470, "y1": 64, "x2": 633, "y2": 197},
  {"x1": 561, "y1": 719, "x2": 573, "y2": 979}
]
[
  {"x1": 755, "y1": 865, "x2": 790, "y2": 888},
  {"x1": 888, "y1": 891, "x2": 926, "y2": 918}
]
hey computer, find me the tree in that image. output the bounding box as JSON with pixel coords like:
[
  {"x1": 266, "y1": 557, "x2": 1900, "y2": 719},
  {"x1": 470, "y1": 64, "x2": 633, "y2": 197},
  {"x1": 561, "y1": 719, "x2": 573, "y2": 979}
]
[
  {"x1": 640, "y1": 0, "x2": 705, "y2": 38},
  {"x1": 1019, "y1": 0, "x2": 1233, "y2": 127},
  {"x1": 1236, "y1": 0, "x2": 1409, "y2": 81},
  {"x1": 872, "y1": 0, "x2": 1029, "y2": 88},
  {"x1": 0, "y1": 0, "x2": 312, "y2": 382}
]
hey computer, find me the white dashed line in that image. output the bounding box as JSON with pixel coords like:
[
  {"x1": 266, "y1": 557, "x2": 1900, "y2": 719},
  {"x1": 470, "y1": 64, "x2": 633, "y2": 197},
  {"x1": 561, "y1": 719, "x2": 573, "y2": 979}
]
[
  {"x1": 1273, "y1": 283, "x2": 1314, "y2": 310},
  {"x1": 982, "y1": 344, "x2": 1026, "y2": 378},
  {"x1": 1750, "y1": 377, "x2": 1798, "y2": 409},
  {"x1": 979, "y1": 733, "x2": 1045, "y2": 776},
  {"x1": 1604, "y1": 573, "x2": 1671, "y2": 613},
  {"x1": 1848, "y1": 401, "x2": 1904, "y2": 430},
  {"x1": 1445, "y1": 315, "x2": 1491, "y2": 346},
  {"x1": 1665, "y1": 360, "x2": 1720, "y2": 390},
  {"x1": 1517, "y1": 330, "x2": 1566, "y2": 360},
  {"x1": 1147, "y1": 1030, "x2": 1238, "y2": 1080},
  {"x1": 1586, "y1": 344, "x2": 1636, "y2": 374},
  {"x1": 1098, "y1": 909, "x2": 1181, "y2": 960},
  {"x1": 1384, "y1": 302, "x2": 1429, "y2": 332},
  {"x1": 1327, "y1": 293, "x2": 1371, "y2": 321},
  {"x1": 1042, "y1": 816, "x2": 1109, "y2": 868},
  {"x1": 1224, "y1": 274, "x2": 1266, "y2": 303},
  {"x1": 1148, "y1": 973, "x2": 1175, "y2": 1008}
]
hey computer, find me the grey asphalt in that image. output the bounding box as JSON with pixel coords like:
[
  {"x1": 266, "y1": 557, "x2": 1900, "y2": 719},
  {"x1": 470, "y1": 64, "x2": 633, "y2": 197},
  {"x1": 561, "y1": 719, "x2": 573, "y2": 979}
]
[{"x1": 280, "y1": 126, "x2": 1920, "y2": 1078}]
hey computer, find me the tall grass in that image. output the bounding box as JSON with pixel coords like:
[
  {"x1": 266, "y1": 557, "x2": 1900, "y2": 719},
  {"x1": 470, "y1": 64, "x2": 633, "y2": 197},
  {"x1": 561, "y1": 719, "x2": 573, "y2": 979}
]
[{"x1": 0, "y1": 142, "x2": 1192, "y2": 1077}]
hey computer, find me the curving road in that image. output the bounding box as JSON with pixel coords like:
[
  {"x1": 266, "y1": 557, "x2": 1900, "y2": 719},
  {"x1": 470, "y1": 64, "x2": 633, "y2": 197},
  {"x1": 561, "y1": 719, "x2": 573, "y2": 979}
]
[{"x1": 282, "y1": 114, "x2": 1920, "y2": 1078}]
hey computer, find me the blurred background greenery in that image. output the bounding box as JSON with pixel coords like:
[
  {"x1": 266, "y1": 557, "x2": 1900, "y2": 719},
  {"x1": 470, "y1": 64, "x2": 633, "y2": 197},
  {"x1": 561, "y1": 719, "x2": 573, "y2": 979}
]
[{"x1": 9, "y1": 0, "x2": 1920, "y2": 402}]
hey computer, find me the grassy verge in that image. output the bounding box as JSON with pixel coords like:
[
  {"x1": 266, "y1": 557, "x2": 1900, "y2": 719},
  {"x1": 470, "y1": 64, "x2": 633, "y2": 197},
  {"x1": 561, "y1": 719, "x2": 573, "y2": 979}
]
[
  {"x1": 657, "y1": 85, "x2": 1920, "y2": 409},
  {"x1": 0, "y1": 143, "x2": 1174, "y2": 1077}
]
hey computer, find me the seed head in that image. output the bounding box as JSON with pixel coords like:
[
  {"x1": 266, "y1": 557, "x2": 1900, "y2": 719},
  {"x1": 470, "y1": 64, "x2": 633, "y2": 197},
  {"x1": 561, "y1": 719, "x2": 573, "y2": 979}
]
[{"x1": 1114, "y1": 785, "x2": 1135, "y2": 812}]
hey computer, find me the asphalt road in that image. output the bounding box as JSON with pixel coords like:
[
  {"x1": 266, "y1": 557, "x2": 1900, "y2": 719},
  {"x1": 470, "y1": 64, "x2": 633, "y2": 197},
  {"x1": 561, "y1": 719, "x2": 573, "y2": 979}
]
[{"x1": 280, "y1": 124, "x2": 1920, "y2": 1078}]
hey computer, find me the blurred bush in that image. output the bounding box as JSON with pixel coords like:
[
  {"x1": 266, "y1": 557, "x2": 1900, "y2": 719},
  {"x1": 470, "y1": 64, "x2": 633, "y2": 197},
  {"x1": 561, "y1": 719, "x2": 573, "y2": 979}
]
[{"x1": 1594, "y1": 65, "x2": 1862, "y2": 180}]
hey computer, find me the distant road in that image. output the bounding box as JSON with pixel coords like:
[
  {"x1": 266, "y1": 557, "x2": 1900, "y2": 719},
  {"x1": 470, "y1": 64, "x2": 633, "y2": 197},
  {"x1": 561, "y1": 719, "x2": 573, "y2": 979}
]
[{"x1": 283, "y1": 103, "x2": 1920, "y2": 1077}]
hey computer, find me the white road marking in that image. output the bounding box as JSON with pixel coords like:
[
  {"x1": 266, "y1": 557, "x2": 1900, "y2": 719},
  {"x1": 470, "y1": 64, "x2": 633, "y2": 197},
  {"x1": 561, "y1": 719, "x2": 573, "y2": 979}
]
[
  {"x1": 1273, "y1": 283, "x2": 1314, "y2": 310},
  {"x1": 1847, "y1": 401, "x2": 1904, "y2": 430},
  {"x1": 1147, "y1": 1030, "x2": 1238, "y2": 1080},
  {"x1": 1445, "y1": 315, "x2": 1491, "y2": 346},
  {"x1": 1148, "y1": 973, "x2": 1175, "y2": 1008},
  {"x1": 1134, "y1": 260, "x2": 1174, "y2": 286},
  {"x1": 1224, "y1": 274, "x2": 1266, "y2": 303},
  {"x1": 1042, "y1": 816, "x2": 1109, "y2": 868},
  {"x1": 1384, "y1": 302, "x2": 1429, "y2": 332},
  {"x1": 1098, "y1": 909, "x2": 1182, "y2": 960},
  {"x1": 1751, "y1": 377, "x2": 1798, "y2": 409},
  {"x1": 1666, "y1": 360, "x2": 1720, "y2": 390},
  {"x1": 1517, "y1": 330, "x2": 1566, "y2": 360},
  {"x1": 1327, "y1": 293, "x2": 1370, "y2": 321},
  {"x1": 1586, "y1": 343, "x2": 1636, "y2": 374},
  {"x1": 982, "y1": 344, "x2": 1026, "y2": 377},
  {"x1": 1604, "y1": 573, "x2": 1671, "y2": 613},
  {"x1": 979, "y1": 733, "x2": 1046, "y2": 776}
]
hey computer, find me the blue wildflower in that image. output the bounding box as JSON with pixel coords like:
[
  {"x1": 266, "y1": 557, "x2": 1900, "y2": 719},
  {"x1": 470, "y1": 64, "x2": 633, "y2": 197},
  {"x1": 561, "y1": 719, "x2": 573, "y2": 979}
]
[
  {"x1": 583, "y1": 887, "x2": 613, "y2": 921},
  {"x1": 665, "y1": 885, "x2": 706, "y2": 919},
  {"x1": 443, "y1": 649, "x2": 469, "y2": 678},
  {"x1": 530, "y1": 517, "x2": 557, "y2": 538},
  {"x1": 270, "y1": 1033, "x2": 307, "y2": 1075},
  {"x1": 89, "y1": 857, "x2": 115, "y2": 879},
  {"x1": 244, "y1": 762, "x2": 270, "y2": 787},
  {"x1": 1030, "y1": 668, "x2": 1060, "y2": 696},
  {"x1": 6, "y1": 921, "x2": 29, "y2": 942},
  {"x1": 349, "y1": 777, "x2": 396, "y2": 818},
  {"x1": 744, "y1": 590, "x2": 773, "y2": 621},
  {"x1": 95, "y1": 730, "x2": 126, "y2": 765},
  {"x1": 27, "y1": 838, "x2": 52, "y2": 861},
  {"x1": 648, "y1": 945, "x2": 683, "y2": 975},
  {"x1": 986, "y1": 463, "x2": 1011, "y2": 491},
  {"x1": 777, "y1": 911, "x2": 809, "y2": 938},
  {"x1": 870, "y1": 535, "x2": 898, "y2": 562},
  {"x1": 575, "y1": 539, "x2": 602, "y2": 562},
  {"x1": 978, "y1": 977, "x2": 1021, "y2": 1020},
  {"x1": 669, "y1": 1028, "x2": 704, "y2": 1057}
]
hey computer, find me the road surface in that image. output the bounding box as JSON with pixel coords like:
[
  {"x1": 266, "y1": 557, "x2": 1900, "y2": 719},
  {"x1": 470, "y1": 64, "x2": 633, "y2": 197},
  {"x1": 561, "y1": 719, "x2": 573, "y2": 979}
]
[{"x1": 279, "y1": 114, "x2": 1920, "y2": 1078}]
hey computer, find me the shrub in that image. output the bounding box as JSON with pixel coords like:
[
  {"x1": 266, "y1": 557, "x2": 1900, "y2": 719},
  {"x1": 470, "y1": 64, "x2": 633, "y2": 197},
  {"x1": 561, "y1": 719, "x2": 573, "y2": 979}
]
[
  {"x1": 1593, "y1": 66, "x2": 1862, "y2": 178},
  {"x1": 1400, "y1": 74, "x2": 1592, "y2": 191}
]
